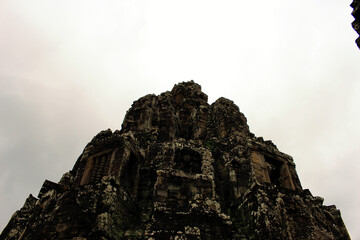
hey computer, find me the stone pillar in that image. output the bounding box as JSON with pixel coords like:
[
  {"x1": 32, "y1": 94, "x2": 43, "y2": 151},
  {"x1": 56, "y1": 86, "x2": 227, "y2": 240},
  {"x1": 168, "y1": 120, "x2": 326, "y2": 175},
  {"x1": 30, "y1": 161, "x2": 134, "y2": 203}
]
[{"x1": 251, "y1": 152, "x2": 271, "y2": 183}]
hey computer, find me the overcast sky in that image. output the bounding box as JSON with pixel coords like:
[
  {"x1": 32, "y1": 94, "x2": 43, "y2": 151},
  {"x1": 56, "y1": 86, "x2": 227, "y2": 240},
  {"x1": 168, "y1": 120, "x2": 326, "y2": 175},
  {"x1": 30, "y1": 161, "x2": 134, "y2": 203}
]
[{"x1": 1, "y1": 0, "x2": 359, "y2": 238}]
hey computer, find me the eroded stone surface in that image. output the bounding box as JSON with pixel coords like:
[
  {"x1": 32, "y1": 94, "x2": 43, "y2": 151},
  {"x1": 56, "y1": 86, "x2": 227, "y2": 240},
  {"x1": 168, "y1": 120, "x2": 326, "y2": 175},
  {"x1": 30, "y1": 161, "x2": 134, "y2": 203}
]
[{"x1": 0, "y1": 81, "x2": 350, "y2": 239}]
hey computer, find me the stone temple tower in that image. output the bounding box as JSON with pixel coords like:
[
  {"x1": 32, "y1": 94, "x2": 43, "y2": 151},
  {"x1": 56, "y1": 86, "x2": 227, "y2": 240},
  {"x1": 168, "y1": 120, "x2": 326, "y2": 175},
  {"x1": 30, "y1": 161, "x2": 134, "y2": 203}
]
[{"x1": 0, "y1": 81, "x2": 350, "y2": 239}]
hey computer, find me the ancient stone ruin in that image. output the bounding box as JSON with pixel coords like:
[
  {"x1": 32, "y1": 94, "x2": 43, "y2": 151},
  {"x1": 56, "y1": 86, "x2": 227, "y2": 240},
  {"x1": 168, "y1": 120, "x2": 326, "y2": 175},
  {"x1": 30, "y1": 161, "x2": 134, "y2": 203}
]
[
  {"x1": 352, "y1": 0, "x2": 360, "y2": 48},
  {"x1": 0, "y1": 81, "x2": 350, "y2": 239}
]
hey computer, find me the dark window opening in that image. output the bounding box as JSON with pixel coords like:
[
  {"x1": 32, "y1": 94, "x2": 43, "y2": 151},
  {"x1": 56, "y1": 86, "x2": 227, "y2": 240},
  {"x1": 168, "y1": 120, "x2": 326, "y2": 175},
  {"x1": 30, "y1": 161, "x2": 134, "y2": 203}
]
[
  {"x1": 264, "y1": 156, "x2": 283, "y2": 187},
  {"x1": 213, "y1": 150, "x2": 232, "y2": 210},
  {"x1": 120, "y1": 152, "x2": 139, "y2": 195},
  {"x1": 174, "y1": 148, "x2": 202, "y2": 174},
  {"x1": 137, "y1": 168, "x2": 157, "y2": 202}
]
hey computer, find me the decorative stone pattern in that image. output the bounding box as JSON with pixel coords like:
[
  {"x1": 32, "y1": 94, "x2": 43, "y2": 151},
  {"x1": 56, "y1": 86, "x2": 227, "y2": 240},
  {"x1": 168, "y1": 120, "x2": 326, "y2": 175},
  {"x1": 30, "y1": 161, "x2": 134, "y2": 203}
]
[
  {"x1": 0, "y1": 81, "x2": 350, "y2": 239},
  {"x1": 351, "y1": 0, "x2": 360, "y2": 48}
]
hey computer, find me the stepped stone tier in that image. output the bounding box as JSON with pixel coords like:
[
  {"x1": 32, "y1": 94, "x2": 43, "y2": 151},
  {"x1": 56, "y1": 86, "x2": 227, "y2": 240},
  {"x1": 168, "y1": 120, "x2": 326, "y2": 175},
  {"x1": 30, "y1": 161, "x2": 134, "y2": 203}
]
[
  {"x1": 0, "y1": 81, "x2": 350, "y2": 239},
  {"x1": 352, "y1": 0, "x2": 360, "y2": 48}
]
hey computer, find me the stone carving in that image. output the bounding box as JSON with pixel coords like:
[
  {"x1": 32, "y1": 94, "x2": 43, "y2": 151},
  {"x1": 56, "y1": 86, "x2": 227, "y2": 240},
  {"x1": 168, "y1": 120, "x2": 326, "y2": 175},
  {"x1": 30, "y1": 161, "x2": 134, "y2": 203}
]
[{"x1": 0, "y1": 81, "x2": 350, "y2": 239}]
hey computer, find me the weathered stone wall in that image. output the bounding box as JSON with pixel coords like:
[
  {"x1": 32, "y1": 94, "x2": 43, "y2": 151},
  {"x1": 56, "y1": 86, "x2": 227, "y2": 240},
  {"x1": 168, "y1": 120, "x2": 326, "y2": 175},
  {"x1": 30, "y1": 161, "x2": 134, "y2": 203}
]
[{"x1": 0, "y1": 81, "x2": 350, "y2": 239}]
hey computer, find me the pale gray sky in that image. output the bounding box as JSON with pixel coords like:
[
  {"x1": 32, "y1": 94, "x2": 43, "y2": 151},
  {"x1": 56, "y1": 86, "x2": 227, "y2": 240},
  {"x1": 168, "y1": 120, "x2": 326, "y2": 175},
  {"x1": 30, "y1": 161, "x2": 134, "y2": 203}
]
[{"x1": 1, "y1": 0, "x2": 359, "y2": 238}]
